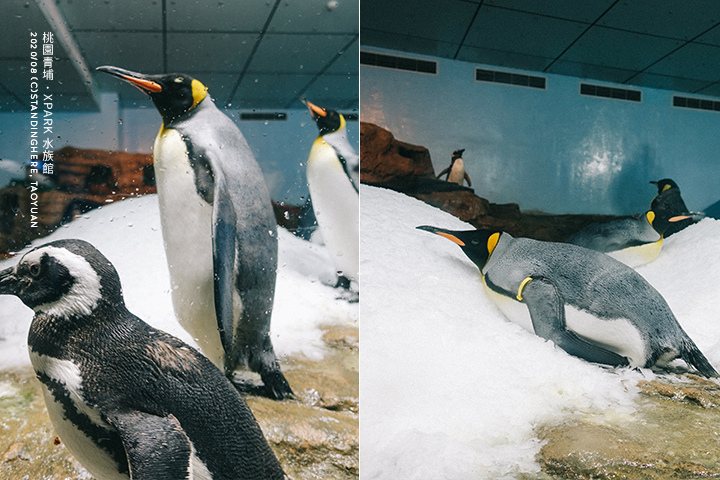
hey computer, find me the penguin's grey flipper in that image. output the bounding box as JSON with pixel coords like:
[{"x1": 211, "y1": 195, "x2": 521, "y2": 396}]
[
  {"x1": 104, "y1": 411, "x2": 192, "y2": 480},
  {"x1": 211, "y1": 166, "x2": 239, "y2": 373},
  {"x1": 520, "y1": 276, "x2": 630, "y2": 367},
  {"x1": 436, "y1": 167, "x2": 450, "y2": 180},
  {"x1": 464, "y1": 172, "x2": 472, "y2": 187}
]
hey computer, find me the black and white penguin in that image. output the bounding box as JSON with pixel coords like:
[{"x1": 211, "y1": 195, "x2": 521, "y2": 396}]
[
  {"x1": 650, "y1": 179, "x2": 698, "y2": 237},
  {"x1": 302, "y1": 99, "x2": 359, "y2": 189},
  {"x1": 96, "y1": 66, "x2": 292, "y2": 399},
  {"x1": 566, "y1": 210, "x2": 692, "y2": 268},
  {"x1": 0, "y1": 239, "x2": 286, "y2": 480},
  {"x1": 417, "y1": 225, "x2": 718, "y2": 377},
  {"x1": 437, "y1": 149, "x2": 472, "y2": 187},
  {"x1": 302, "y1": 99, "x2": 359, "y2": 290}
]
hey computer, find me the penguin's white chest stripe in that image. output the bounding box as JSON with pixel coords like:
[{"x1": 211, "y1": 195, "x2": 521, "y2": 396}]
[
  {"x1": 30, "y1": 350, "x2": 128, "y2": 480},
  {"x1": 30, "y1": 350, "x2": 109, "y2": 428}
]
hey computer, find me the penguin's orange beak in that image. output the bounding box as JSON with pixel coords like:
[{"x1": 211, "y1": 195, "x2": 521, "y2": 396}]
[
  {"x1": 302, "y1": 99, "x2": 327, "y2": 119},
  {"x1": 96, "y1": 65, "x2": 163, "y2": 93},
  {"x1": 416, "y1": 226, "x2": 466, "y2": 246}
]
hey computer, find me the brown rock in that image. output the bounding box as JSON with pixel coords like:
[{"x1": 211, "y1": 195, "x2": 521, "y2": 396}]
[{"x1": 360, "y1": 122, "x2": 435, "y2": 184}]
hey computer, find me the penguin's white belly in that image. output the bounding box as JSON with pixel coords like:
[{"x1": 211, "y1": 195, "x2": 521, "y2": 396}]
[
  {"x1": 483, "y1": 281, "x2": 646, "y2": 366},
  {"x1": 608, "y1": 238, "x2": 662, "y2": 268},
  {"x1": 153, "y1": 129, "x2": 224, "y2": 368},
  {"x1": 31, "y1": 352, "x2": 128, "y2": 480},
  {"x1": 447, "y1": 158, "x2": 465, "y2": 185},
  {"x1": 307, "y1": 143, "x2": 359, "y2": 282}
]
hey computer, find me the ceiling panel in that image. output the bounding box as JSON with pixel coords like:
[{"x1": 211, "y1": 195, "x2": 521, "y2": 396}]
[
  {"x1": 0, "y1": 0, "x2": 358, "y2": 113},
  {"x1": 484, "y1": 0, "x2": 615, "y2": 23},
  {"x1": 269, "y1": 0, "x2": 359, "y2": 34},
  {"x1": 361, "y1": 0, "x2": 720, "y2": 99},
  {"x1": 596, "y1": 0, "x2": 720, "y2": 40},
  {"x1": 463, "y1": 7, "x2": 588, "y2": 59},
  {"x1": 560, "y1": 27, "x2": 683, "y2": 72}
]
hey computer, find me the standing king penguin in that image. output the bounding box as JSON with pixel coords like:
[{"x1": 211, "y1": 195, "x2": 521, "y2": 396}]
[
  {"x1": 0, "y1": 239, "x2": 286, "y2": 480},
  {"x1": 417, "y1": 225, "x2": 718, "y2": 377},
  {"x1": 97, "y1": 66, "x2": 292, "y2": 400},
  {"x1": 437, "y1": 149, "x2": 472, "y2": 187},
  {"x1": 566, "y1": 210, "x2": 691, "y2": 268},
  {"x1": 302, "y1": 99, "x2": 359, "y2": 290}
]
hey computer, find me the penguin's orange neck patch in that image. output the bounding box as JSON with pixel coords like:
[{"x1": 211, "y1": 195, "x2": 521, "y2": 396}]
[{"x1": 487, "y1": 232, "x2": 500, "y2": 257}]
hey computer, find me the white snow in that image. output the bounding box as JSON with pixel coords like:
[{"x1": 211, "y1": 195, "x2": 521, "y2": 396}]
[
  {"x1": 360, "y1": 185, "x2": 720, "y2": 479},
  {"x1": 0, "y1": 194, "x2": 357, "y2": 368}
]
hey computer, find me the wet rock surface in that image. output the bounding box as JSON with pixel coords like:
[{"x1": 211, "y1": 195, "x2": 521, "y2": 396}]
[
  {"x1": 537, "y1": 374, "x2": 720, "y2": 479},
  {"x1": 0, "y1": 323, "x2": 358, "y2": 480}
]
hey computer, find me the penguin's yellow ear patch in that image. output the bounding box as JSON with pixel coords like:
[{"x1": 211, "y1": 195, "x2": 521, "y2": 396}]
[
  {"x1": 436, "y1": 232, "x2": 465, "y2": 246},
  {"x1": 646, "y1": 211, "x2": 656, "y2": 225},
  {"x1": 662, "y1": 183, "x2": 672, "y2": 193},
  {"x1": 487, "y1": 232, "x2": 500, "y2": 256},
  {"x1": 191, "y1": 79, "x2": 208, "y2": 109}
]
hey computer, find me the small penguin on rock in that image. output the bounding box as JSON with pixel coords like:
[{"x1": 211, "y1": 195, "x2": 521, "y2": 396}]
[
  {"x1": 417, "y1": 225, "x2": 718, "y2": 378},
  {"x1": 97, "y1": 65, "x2": 291, "y2": 399},
  {"x1": 302, "y1": 99, "x2": 359, "y2": 292},
  {"x1": 650, "y1": 179, "x2": 698, "y2": 237},
  {"x1": 0, "y1": 239, "x2": 286, "y2": 480},
  {"x1": 566, "y1": 210, "x2": 692, "y2": 268},
  {"x1": 437, "y1": 149, "x2": 472, "y2": 187}
]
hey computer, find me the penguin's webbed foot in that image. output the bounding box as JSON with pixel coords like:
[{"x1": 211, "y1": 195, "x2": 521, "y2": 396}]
[{"x1": 260, "y1": 369, "x2": 294, "y2": 400}]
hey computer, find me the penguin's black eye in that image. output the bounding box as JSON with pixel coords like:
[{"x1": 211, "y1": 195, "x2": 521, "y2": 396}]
[
  {"x1": 175, "y1": 77, "x2": 184, "y2": 83},
  {"x1": 29, "y1": 263, "x2": 41, "y2": 277}
]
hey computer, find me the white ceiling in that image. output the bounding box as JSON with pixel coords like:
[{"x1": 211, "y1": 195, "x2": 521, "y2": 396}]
[{"x1": 2, "y1": 0, "x2": 359, "y2": 112}]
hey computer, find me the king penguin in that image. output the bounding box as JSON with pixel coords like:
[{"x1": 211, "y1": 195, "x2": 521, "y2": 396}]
[
  {"x1": 96, "y1": 66, "x2": 292, "y2": 400},
  {"x1": 650, "y1": 179, "x2": 698, "y2": 237},
  {"x1": 566, "y1": 210, "x2": 692, "y2": 268},
  {"x1": 302, "y1": 99, "x2": 359, "y2": 189},
  {"x1": 417, "y1": 225, "x2": 718, "y2": 377},
  {"x1": 0, "y1": 239, "x2": 286, "y2": 480},
  {"x1": 302, "y1": 99, "x2": 359, "y2": 290},
  {"x1": 437, "y1": 149, "x2": 472, "y2": 187}
]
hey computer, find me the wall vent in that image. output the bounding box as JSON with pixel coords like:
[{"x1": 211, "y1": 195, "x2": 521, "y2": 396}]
[
  {"x1": 240, "y1": 112, "x2": 287, "y2": 121},
  {"x1": 360, "y1": 51, "x2": 438, "y2": 75},
  {"x1": 673, "y1": 95, "x2": 720, "y2": 112},
  {"x1": 344, "y1": 113, "x2": 359, "y2": 121},
  {"x1": 580, "y1": 83, "x2": 641, "y2": 102},
  {"x1": 475, "y1": 68, "x2": 546, "y2": 90}
]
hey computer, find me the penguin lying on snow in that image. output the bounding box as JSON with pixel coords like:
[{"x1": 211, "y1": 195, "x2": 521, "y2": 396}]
[
  {"x1": 566, "y1": 210, "x2": 692, "y2": 268},
  {"x1": 0, "y1": 239, "x2": 286, "y2": 480},
  {"x1": 97, "y1": 66, "x2": 292, "y2": 399},
  {"x1": 437, "y1": 149, "x2": 472, "y2": 187},
  {"x1": 650, "y1": 179, "x2": 698, "y2": 237},
  {"x1": 417, "y1": 225, "x2": 718, "y2": 377},
  {"x1": 302, "y1": 99, "x2": 359, "y2": 291}
]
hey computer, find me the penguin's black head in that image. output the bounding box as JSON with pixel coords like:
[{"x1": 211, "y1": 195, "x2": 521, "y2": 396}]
[
  {"x1": 646, "y1": 210, "x2": 694, "y2": 235},
  {"x1": 0, "y1": 239, "x2": 124, "y2": 317},
  {"x1": 452, "y1": 149, "x2": 465, "y2": 160},
  {"x1": 417, "y1": 225, "x2": 502, "y2": 270},
  {"x1": 97, "y1": 65, "x2": 208, "y2": 125},
  {"x1": 302, "y1": 99, "x2": 343, "y2": 136},
  {"x1": 650, "y1": 178, "x2": 679, "y2": 194}
]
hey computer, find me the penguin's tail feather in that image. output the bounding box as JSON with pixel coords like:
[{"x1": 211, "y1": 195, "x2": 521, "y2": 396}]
[{"x1": 680, "y1": 337, "x2": 719, "y2": 378}]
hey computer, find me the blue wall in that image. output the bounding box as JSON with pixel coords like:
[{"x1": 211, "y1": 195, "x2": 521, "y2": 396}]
[
  {"x1": 0, "y1": 92, "x2": 358, "y2": 205},
  {"x1": 361, "y1": 49, "x2": 720, "y2": 216}
]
